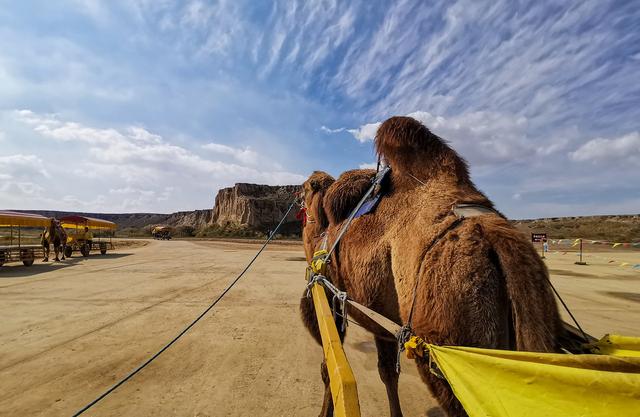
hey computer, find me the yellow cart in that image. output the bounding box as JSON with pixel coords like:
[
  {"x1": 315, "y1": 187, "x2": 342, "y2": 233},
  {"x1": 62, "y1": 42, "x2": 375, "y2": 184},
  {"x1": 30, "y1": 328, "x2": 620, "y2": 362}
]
[
  {"x1": 0, "y1": 211, "x2": 51, "y2": 267},
  {"x1": 60, "y1": 215, "x2": 117, "y2": 257}
]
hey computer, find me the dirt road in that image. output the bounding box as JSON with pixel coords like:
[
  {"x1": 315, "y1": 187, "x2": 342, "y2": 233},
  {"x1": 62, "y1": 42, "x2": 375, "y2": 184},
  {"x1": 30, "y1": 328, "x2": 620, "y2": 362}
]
[{"x1": 0, "y1": 240, "x2": 638, "y2": 416}]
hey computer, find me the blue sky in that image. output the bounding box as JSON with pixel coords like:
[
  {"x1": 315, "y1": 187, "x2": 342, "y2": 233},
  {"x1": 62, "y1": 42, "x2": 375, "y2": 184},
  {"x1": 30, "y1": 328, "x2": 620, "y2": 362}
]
[{"x1": 0, "y1": 0, "x2": 638, "y2": 218}]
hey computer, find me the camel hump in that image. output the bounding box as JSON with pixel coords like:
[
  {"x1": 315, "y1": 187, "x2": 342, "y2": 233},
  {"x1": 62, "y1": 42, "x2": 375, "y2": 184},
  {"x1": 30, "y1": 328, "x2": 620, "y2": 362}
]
[
  {"x1": 481, "y1": 218, "x2": 562, "y2": 352},
  {"x1": 375, "y1": 116, "x2": 470, "y2": 181},
  {"x1": 324, "y1": 169, "x2": 376, "y2": 225}
]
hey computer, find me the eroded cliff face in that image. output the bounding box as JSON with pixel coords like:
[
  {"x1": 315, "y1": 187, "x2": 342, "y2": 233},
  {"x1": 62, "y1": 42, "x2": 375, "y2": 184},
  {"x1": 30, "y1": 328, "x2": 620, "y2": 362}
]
[
  {"x1": 211, "y1": 183, "x2": 301, "y2": 234},
  {"x1": 165, "y1": 209, "x2": 213, "y2": 229}
]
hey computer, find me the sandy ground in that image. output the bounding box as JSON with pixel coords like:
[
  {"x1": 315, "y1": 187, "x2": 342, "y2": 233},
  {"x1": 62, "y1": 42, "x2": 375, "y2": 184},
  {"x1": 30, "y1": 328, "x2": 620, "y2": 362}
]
[{"x1": 0, "y1": 239, "x2": 638, "y2": 417}]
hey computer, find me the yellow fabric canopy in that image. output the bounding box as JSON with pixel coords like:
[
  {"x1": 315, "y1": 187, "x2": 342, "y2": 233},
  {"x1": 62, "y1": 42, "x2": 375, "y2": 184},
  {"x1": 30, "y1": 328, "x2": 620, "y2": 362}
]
[
  {"x1": 60, "y1": 215, "x2": 116, "y2": 230},
  {"x1": 428, "y1": 339, "x2": 640, "y2": 417},
  {"x1": 589, "y1": 334, "x2": 640, "y2": 358},
  {"x1": 0, "y1": 211, "x2": 51, "y2": 227}
]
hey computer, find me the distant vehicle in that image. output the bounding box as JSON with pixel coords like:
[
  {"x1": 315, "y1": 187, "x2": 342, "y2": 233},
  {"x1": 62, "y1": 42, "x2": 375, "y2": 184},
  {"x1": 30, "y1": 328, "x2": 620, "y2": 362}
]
[
  {"x1": 0, "y1": 211, "x2": 50, "y2": 267},
  {"x1": 60, "y1": 215, "x2": 117, "y2": 257},
  {"x1": 151, "y1": 226, "x2": 172, "y2": 240}
]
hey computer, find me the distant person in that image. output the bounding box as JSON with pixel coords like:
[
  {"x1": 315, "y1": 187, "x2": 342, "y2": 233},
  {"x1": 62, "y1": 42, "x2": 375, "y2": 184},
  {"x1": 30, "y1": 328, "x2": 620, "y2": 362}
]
[
  {"x1": 83, "y1": 226, "x2": 93, "y2": 249},
  {"x1": 41, "y1": 226, "x2": 51, "y2": 262},
  {"x1": 52, "y1": 220, "x2": 65, "y2": 261},
  {"x1": 543, "y1": 239, "x2": 549, "y2": 253}
]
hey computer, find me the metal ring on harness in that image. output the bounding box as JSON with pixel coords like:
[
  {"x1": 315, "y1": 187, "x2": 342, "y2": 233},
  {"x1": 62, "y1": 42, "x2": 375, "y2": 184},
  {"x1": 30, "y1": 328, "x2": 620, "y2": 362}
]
[{"x1": 306, "y1": 271, "x2": 349, "y2": 332}]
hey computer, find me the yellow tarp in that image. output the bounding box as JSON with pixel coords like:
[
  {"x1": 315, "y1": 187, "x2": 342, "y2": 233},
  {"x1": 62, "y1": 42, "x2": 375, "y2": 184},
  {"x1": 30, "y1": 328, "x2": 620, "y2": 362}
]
[
  {"x1": 589, "y1": 334, "x2": 640, "y2": 358},
  {"x1": 428, "y1": 342, "x2": 640, "y2": 417}
]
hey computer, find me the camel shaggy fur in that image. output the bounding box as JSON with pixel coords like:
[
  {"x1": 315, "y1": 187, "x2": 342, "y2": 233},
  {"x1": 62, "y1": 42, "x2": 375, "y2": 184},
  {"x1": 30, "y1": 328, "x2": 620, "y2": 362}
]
[{"x1": 299, "y1": 116, "x2": 562, "y2": 417}]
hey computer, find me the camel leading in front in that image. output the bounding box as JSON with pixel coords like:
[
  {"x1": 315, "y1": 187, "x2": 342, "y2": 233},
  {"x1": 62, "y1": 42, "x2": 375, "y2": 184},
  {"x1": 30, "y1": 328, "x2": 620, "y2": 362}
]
[{"x1": 299, "y1": 116, "x2": 562, "y2": 417}]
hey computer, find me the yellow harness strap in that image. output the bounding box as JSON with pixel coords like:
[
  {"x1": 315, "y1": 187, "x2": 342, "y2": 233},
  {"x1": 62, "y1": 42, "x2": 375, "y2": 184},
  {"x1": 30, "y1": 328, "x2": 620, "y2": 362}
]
[{"x1": 311, "y1": 249, "x2": 328, "y2": 275}]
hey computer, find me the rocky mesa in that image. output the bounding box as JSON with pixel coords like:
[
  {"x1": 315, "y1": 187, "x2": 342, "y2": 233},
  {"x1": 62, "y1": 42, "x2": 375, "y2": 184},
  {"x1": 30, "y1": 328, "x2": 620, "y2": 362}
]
[{"x1": 211, "y1": 183, "x2": 301, "y2": 235}]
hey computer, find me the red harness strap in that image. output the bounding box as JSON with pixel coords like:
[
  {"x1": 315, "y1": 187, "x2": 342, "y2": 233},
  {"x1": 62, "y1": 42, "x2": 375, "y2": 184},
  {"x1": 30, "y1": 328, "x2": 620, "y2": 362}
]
[{"x1": 296, "y1": 207, "x2": 307, "y2": 226}]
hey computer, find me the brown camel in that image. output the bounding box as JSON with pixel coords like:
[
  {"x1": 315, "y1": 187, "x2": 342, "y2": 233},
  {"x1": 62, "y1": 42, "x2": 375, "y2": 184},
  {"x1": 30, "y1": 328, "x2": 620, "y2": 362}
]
[
  {"x1": 42, "y1": 219, "x2": 68, "y2": 262},
  {"x1": 299, "y1": 116, "x2": 562, "y2": 417}
]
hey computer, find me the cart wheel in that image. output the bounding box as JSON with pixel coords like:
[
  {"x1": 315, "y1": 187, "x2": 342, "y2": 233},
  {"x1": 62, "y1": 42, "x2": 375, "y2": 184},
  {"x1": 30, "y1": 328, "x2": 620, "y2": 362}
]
[
  {"x1": 64, "y1": 246, "x2": 73, "y2": 258},
  {"x1": 81, "y1": 244, "x2": 90, "y2": 257},
  {"x1": 100, "y1": 242, "x2": 107, "y2": 255}
]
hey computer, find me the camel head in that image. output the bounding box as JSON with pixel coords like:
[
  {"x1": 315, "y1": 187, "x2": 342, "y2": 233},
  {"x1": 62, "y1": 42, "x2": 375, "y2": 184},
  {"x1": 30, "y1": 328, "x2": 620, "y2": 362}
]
[{"x1": 301, "y1": 171, "x2": 334, "y2": 262}]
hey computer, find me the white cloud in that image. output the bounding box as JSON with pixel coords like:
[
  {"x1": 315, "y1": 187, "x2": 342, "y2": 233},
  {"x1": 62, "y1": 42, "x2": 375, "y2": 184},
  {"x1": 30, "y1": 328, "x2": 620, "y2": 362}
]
[
  {"x1": 320, "y1": 126, "x2": 345, "y2": 134},
  {"x1": 9, "y1": 110, "x2": 305, "y2": 211},
  {"x1": 61, "y1": 193, "x2": 107, "y2": 208},
  {"x1": 0, "y1": 181, "x2": 45, "y2": 196},
  {"x1": 0, "y1": 154, "x2": 50, "y2": 179},
  {"x1": 359, "y1": 162, "x2": 376, "y2": 169},
  {"x1": 347, "y1": 122, "x2": 381, "y2": 143},
  {"x1": 254, "y1": 0, "x2": 357, "y2": 79},
  {"x1": 411, "y1": 111, "x2": 533, "y2": 163},
  {"x1": 107, "y1": 186, "x2": 176, "y2": 210},
  {"x1": 347, "y1": 111, "x2": 533, "y2": 165},
  {"x1": 201, "y1": 142, "x2": 259, "y2": 165},
  {"x1": 177, "y1": 0, "x2": 246, "y2": 57},
  {"x1": 570, "y1": 132, "x2": 640, "y2": 164},
  {"x1": 325, "y1": 0, "x2": 639, "y2": 138}
]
